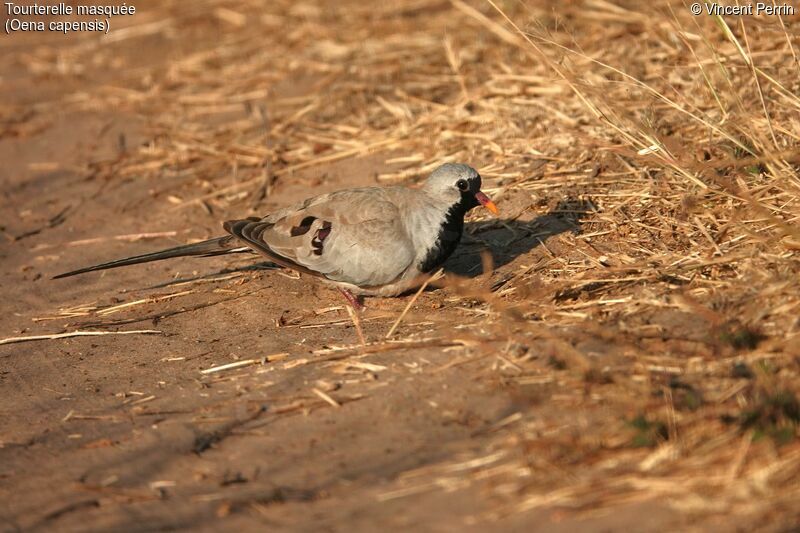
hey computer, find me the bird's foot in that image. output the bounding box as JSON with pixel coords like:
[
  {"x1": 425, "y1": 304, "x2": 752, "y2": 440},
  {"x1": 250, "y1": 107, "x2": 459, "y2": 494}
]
[{"x1": 338, "y1": 288, "x2": 364, "y2": 311}]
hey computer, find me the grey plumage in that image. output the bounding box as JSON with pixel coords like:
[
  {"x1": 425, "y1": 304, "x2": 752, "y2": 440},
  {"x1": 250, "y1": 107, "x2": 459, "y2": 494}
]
[{"x1": 54, "y1": 163, "x2": 498, "y2": 298}]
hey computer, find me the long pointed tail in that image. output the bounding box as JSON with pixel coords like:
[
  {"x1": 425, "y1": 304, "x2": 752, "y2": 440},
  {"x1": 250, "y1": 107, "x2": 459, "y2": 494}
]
[{"x1": 53, "y1": 236, "x2": 248, "y2": 279}]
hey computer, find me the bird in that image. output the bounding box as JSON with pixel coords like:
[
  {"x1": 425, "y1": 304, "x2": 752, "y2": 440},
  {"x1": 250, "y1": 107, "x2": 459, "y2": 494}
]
[{"x1": 54, "y1": 163, "x2": 498, "y2": 308}]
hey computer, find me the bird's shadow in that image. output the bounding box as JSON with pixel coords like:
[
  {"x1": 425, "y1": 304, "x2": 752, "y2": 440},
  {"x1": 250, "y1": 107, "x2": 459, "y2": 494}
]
[{"x1": 446, "y1": 198, "x2": 596, "y2": 278}]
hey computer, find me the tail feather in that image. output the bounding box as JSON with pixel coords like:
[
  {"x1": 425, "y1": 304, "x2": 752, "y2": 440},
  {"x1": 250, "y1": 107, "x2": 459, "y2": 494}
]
[{"x1": 53, "y1": 236, "x2": 248, "y2": 279}]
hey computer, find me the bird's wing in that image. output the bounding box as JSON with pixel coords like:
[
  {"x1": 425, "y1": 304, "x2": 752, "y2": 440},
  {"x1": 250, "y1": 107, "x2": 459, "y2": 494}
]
[{"x1": 224, "y1": 188, "x2": 417, "y2": 287}]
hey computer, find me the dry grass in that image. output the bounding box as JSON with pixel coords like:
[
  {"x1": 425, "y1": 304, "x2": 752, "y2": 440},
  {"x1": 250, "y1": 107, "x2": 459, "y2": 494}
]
[{"x1": 4, "y1": 0, "x2": 800, "y2": 527}]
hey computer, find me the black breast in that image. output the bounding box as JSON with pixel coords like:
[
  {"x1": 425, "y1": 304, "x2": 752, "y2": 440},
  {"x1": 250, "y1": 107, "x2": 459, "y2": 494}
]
[{"x1": 418, "y1": 204, "x2": 467, "y2": 273}]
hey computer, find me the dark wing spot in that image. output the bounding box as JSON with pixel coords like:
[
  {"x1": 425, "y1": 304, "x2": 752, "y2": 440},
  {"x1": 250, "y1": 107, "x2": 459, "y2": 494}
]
[
  {"x1": 317, "y1": 222, "x2": 332, "y2": 241},
  {"x1": 311, "y1": 221, "x2": 332, "y2": 256},
  {"x1": 290, "y1": 216, "x2": 318, "y2": 237}
]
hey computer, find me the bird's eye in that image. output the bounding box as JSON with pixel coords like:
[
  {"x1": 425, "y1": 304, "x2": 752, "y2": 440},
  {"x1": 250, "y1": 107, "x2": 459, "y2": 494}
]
[{"x1": 456, "y1": 179, "x2": 469, "y2": 191}]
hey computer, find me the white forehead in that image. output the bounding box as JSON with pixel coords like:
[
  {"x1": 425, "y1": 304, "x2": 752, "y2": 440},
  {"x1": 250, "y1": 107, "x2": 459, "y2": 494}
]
[{"x1": 424, "y1": 163, "x2": 479, "y2": 189}]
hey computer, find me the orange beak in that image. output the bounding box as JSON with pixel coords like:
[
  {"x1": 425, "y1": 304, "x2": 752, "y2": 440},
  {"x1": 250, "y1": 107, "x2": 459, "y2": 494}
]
[{"x1": 475, "y1": 191, "x2": 499, "y2": 215}]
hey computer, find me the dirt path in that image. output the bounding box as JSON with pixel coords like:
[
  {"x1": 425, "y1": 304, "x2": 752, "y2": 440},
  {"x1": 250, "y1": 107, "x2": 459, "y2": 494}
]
[
  {"x1": 0, "y1": 111, "x2": 596, "y2": 531},
  {"x1": 3, "y1": 1, "x2": 799, "y2": 531},
  {"x1": 0, "y1": 8, "x2": 572, "y2": 530}
]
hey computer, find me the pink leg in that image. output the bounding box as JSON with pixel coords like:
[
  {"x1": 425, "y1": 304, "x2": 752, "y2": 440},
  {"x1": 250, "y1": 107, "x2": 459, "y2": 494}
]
[{"x1": 338, "y1": 288, "x2": 364, "y2": 311}]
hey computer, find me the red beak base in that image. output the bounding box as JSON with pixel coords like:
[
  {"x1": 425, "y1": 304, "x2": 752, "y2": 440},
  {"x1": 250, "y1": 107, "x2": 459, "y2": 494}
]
[{"x1": 475, "y1": 191, "x2": 499, "y2": 215}]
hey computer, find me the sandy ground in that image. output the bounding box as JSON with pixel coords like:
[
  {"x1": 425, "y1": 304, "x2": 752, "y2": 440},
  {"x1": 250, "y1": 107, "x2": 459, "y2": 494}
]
[
  {"x1": 0, "y1": 89, "x2": 616, "y2": 533},
  {"x1": 3, "y1": 1, "x2": 799, "y2": 531},
  {"x1": 0, "y1": 107, "x2": 662, "y2": 531}
]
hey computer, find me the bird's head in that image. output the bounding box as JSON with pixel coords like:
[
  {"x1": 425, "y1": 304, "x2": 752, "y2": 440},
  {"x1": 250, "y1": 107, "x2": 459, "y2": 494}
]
[{"x1": 422, "y1": 163, "x2": 498, "y2": 215}]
